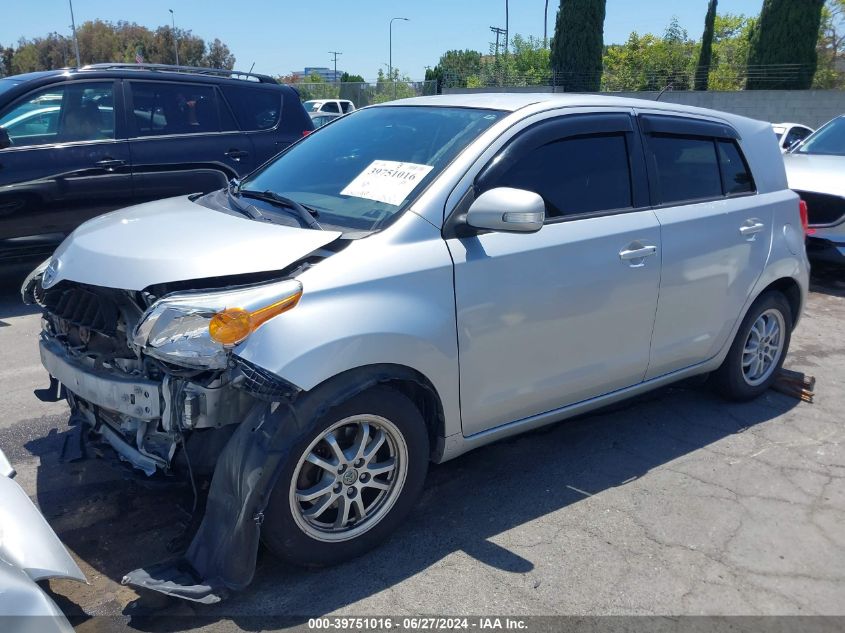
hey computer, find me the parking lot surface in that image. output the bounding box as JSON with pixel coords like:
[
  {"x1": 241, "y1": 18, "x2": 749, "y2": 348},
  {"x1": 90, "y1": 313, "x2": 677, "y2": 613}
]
[{"x1": 0, "y1": 267, "x2": 843, "y2": 631}]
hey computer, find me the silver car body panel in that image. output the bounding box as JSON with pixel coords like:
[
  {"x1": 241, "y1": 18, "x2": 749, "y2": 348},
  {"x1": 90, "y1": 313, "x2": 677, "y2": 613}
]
[
  {"x1": 48, "y1": 195, "x2": 342, "y2": 291},
  {"x1": 0, "y1": 448, "x2": 84, "y2": 627}
]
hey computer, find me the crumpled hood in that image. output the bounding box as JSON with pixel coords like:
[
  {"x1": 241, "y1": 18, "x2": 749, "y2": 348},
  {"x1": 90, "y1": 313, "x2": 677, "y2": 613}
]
[
  {"x1": 48, "y1": 196, "x2": 342, "y2": 291},
  {"x1": 783, "y1": 153, "x2": 845, "y2": 197}
]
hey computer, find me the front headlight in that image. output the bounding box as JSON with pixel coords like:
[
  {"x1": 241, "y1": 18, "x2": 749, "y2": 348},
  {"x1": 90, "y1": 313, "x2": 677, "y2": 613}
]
[
  {"x1": 133, "y1": 279, "x2": 303, "y2": 369},
  {"x1": 20, "y1": 258, "x2": 51, "y2": 305}
]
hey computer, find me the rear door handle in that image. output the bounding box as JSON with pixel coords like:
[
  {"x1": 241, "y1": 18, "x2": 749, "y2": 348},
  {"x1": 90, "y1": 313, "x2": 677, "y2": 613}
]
[
  {"x1": 225, "y1": 149, "x2": 249, "y2": 161},
  {"x1": 739, "y1": 221, "x2": 765, "y2": 236},
  {"x1": 95, "y1": 158, "x2": 126, "y2": 168}
]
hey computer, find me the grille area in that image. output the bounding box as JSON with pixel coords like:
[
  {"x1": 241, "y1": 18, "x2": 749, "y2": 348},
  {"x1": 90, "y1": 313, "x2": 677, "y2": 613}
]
[
  {"x1": 231, "y1": 356, "x2": 299, "y2": 401},
  {"x1": 795, "y1": 190, "x2": 845, "y2": 227},
  {"x1": 42, "y1": 284, "x2": 121, "y2": 335}
]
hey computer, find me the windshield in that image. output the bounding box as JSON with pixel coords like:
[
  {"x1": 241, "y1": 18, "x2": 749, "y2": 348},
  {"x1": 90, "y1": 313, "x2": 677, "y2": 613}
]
[
  {"x1": 240, "y1": 106, "x2": 504, "y2": 230},
  {"x1": 303, "y1": 101, "x2": 319, "y2": 112},
  {"x1": 796, "y1": 116, "x2": 845, "y2": 156}
]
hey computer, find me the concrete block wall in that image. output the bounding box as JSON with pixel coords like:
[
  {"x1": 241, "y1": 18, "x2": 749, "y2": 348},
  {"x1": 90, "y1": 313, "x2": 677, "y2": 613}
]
[{"x1": 441, "y1": 88, "x2": 845, "y2": 128}]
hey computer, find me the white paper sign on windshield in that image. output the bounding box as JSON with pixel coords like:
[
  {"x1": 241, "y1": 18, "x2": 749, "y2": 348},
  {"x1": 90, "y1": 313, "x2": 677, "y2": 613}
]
[{"x1": 340, "y1": 160, "x2": 434, "y2": 206}]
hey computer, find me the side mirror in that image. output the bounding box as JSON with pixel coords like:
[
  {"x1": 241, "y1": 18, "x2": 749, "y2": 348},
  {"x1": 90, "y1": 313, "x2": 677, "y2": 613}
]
[
  {"x1": 465, "y1": 187, "x2": 545, "y2": 234},
  {"x1": 0, "y1": 127, "x2": 10, "y2": 150}
]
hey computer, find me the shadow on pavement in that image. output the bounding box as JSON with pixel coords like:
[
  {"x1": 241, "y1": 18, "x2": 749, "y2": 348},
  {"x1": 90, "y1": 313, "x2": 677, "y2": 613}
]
[
  {"x1": 0, "y1": 266, "x2": 41, "y2": 320},
  {"x1": 24, "y1": 379, "x2": 800, "y2": 630},
  {"x1": 809, "y1": 261, "x2": 845, "y2": 298}
]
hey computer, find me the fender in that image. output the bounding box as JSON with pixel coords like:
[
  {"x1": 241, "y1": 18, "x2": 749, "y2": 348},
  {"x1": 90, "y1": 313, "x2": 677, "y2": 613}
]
[{"x1": 234, "y1": 211, "x2": 463, "y2": 440}]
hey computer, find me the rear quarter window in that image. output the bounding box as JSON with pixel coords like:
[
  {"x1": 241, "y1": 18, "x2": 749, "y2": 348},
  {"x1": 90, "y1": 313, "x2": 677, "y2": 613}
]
[{"x1": 221, "y1": 86, "x2": 282, "y2": 131}]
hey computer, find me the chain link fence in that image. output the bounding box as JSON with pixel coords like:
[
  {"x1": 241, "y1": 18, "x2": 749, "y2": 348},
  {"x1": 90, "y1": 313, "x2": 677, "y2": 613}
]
[
  {"x1": 284, "y1": 80, "x2": 437, "y2": 106},
  {"x1": 440, "y1": 64, "x2": 844, "y2": 92}
]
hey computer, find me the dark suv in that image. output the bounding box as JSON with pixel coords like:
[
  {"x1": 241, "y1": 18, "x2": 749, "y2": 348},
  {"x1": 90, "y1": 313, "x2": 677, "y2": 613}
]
[{"x1": 0, "y1": 63, "x2": 313, "y2": 264}]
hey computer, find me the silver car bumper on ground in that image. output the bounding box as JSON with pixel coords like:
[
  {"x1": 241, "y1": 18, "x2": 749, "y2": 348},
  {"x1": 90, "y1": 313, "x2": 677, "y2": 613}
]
[{"x1": 0, "y1": 447, "x2": 85, "y2": 632}]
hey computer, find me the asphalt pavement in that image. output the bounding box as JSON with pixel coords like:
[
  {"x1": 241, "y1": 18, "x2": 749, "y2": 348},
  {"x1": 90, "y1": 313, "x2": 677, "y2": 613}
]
[{"x1": 1, "y1": 266, "x2": 843, "y2": 631}]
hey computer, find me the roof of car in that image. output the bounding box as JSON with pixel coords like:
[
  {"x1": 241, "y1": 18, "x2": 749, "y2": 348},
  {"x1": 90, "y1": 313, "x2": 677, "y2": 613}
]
[
  {"x1": 385, "y1": 93, "x2": 764, "y2": 124},
  {"x1": 3, "y1": 64, "x2": 286, "y2": 89}
]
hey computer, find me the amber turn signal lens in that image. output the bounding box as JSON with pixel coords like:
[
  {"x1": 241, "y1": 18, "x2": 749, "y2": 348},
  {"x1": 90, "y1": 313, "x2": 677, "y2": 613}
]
[{"x1": 208, "y1": 290, "x2": 302, "y2": 346}]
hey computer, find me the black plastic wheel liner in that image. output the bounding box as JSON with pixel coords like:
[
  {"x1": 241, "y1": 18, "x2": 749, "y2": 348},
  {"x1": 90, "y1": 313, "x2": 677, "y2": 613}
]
[{"x1": 121, "y1": 365, "x2": 437, "y2": 603}]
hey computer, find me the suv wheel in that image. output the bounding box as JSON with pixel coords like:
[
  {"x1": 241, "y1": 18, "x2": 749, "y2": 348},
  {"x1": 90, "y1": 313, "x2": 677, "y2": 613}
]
[
  {"x1": 713, "y1": 291, "x2": 793, "y2": 401},
  {"x1": 262, "y1": 386, "x2": 429, "y2": 567}
]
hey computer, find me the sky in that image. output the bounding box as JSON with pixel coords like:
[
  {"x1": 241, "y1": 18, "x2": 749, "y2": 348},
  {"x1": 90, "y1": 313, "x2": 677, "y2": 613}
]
[{"x1": 1, "y1": 0, "x2": 765, "y2": 81}]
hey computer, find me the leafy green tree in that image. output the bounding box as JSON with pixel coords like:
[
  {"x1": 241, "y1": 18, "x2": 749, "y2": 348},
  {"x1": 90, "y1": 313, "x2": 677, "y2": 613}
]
[
  {"x1": 708, "y1": 14, "x2": 756, "y2": 90},
  {"x1": 695, "y1": 0, "x2": 718, "y2": 89},
  {"x1": 373, "y1": 68, "x2": 417, "y2": 103},
  {"x1": 746, "y1": 0, "x2": 825, "y2": 89},
  {"x1": 814, "y1": 0, "x2": 845, "y2": 87},
  {"x1": 340, "y1": 72, "x2": 365, "y2": 83},
  {"x1": 203, "y1": 38, "x2": 235, "y2": 69},
  {"x1": 551, "y1": 0, "x2": 607, "y2": 91},
  {"x1": 602, "y1": 18, "x2": 697, "y2": 91},
  {"x1": 427, "y1": 49, "x2": 483, "y2": 89}
]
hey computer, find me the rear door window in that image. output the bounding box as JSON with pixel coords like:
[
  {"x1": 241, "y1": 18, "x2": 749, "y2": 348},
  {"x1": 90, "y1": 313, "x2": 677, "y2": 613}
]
[
  {"x1": 220, "y1": 86, "x2": 282, "y2": 131},
  {"x1": 129, "y1": 81, "x2": 219, "y2": 136},
  {"x1": 648, "y1": 135, "x2": 722, "y2": 204},
  {"x1": 321, "y1": 101, "x2": 340, "y2": 113}
]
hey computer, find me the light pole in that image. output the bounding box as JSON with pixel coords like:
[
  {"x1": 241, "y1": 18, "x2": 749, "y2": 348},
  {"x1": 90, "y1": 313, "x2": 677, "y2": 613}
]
[
  {"x1": 68, "y1": 0, "x2": 81, "y2": 67},
  {"x1": 169, "y1": 9, "x2": 179, "y2": 66},
  {"x1": 504, "y1": 0, "x2": 509, "y2": 55},
  {"x1": 389, "y1": 17, "x2": 409, "y2": 85},
  {"x1": 544, "y1": 0, "x2": 550, "y2": 47},
  {"x1": 329, "y1": 51, "x2": 342, "y2": 84}
]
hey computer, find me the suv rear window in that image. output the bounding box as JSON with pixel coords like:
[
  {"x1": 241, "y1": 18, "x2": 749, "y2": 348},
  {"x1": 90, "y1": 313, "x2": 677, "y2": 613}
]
[
  {"x1": 221, "y1": 86, "x2": 282, "y2": 131},
  {"x1": 130, "y1": 81, "x2": 219, "y2": 136}
]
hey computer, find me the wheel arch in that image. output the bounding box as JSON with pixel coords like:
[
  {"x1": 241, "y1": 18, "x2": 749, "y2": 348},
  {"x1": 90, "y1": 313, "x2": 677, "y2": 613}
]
[{"x1": 296, "y1": 363, "x2": 447, "y2": 462}]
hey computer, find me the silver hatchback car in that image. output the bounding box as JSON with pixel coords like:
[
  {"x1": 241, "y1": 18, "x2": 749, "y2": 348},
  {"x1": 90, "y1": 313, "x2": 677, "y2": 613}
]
[{"x1": 22, "y1": 94, "x2": 809, "y2": 602}]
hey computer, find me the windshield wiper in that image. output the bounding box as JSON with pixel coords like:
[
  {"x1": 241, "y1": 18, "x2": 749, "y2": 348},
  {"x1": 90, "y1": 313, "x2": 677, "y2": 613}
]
[
  {"x1": 226, "y1": 180, "x2": 265, "y2": 221},
  {"x1": 239, "y1": 189, "x2": 323, "y2": 230}
]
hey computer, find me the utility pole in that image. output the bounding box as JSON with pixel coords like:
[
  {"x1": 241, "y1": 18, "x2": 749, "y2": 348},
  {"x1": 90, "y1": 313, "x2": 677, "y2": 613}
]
[
  {"x1": 169, "y1": 9, "x2": 179, "y2": 66},
  {"x1": 68, "y1": 0, "x2": 81, "y2": 67},
  {"x1": 504, "y1": 0, "x2": 509, "y2": 55},
  {"x1": 328, "y1": 51, "x2": 342, "y2": 83},
  {"x1": 544, "y1": 0, "x2": 550, "y2": 47},
  {"x1": 389, "y1": 17, "x2": 409, "y2": 99},
  {"x1": 490, "y1": 26, "x2": 506, "y2": 58}
]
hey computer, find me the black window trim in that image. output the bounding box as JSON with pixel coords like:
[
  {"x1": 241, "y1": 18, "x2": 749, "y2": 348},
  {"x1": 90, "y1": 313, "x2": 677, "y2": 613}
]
[
  {"x1": 473, "y1": 112, "x2": 650, "y2": 226},
  {"x1": 638, "y1": 114, "x2": 756, "y2": 208}
]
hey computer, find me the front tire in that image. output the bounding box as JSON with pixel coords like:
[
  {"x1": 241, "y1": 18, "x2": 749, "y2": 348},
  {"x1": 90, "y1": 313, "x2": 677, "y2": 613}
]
[
  {"x1": 713, "y1": 291, "x2": 793, "y2": 401},
  {"x1": 262, "y1": 386, "x2": 429, "y2": 567}
]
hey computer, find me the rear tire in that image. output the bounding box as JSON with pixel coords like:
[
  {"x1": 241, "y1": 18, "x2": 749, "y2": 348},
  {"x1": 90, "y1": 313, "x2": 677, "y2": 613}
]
[
  {"x1": 262, "y1": 386, "x2": 429, "y2": 567},
  {"x1": 713, "y1": 291, "x2": 793, "y2": 401}
]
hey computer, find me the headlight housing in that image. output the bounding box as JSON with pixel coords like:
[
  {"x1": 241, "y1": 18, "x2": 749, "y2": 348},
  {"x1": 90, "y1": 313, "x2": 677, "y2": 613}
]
[
  {"x1": 20, "y1": 258, "x2": 51, "y2": 305},
  {"x1": 133, "y1": 279, "x2": 302, "y2": 369}
]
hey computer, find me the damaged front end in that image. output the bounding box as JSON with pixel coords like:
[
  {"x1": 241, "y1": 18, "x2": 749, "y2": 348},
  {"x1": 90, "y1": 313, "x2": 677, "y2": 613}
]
[{"x1": 23, "y1": 266, "x2": 311, "y2": 603}]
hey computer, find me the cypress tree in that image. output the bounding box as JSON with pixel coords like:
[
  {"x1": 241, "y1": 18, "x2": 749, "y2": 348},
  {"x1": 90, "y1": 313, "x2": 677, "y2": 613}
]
[
  {"x1": 746, "y1": 0, "x2": 825, "y2": 89},
  {"x1": 550, "y1": 0, "x2": 607, "y2": 91},
  {"x1": 694, "y1": 0, "x2": 718, "y2": 90}
]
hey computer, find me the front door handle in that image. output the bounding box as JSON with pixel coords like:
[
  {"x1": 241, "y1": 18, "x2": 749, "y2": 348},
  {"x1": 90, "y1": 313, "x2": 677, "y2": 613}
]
[
  {"x1": 739, "y1": 220, "x2": 765, "y2": 239},
  {"x1": 95, "y1": 158, "x2": 126, "y2": 169},
  {"x1": 225, "y1": 149, "x2": 249, "y2": 161},
  {"x1": 619, "y1": 245, "x2": 658, "y2": 260}
]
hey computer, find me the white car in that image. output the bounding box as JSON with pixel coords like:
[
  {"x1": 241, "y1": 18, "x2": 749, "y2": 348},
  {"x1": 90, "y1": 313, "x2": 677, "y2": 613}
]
[
  {"x1": 772, "y1": 122, "x2": 814, "y2": 152},
  {"x1": 303, "y1": 99, "x2": 355, "y2": 115}
]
